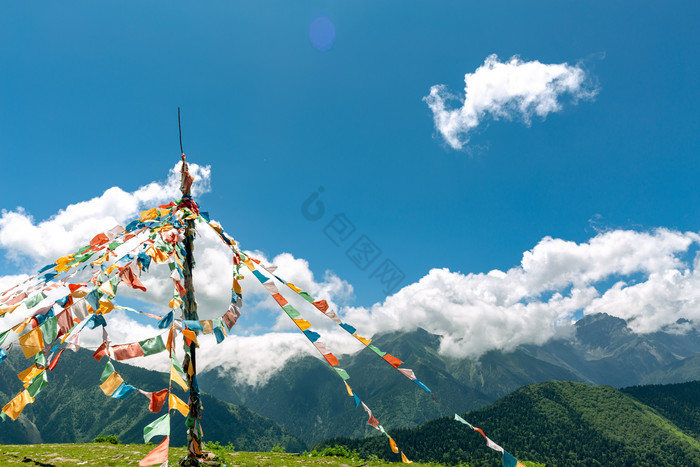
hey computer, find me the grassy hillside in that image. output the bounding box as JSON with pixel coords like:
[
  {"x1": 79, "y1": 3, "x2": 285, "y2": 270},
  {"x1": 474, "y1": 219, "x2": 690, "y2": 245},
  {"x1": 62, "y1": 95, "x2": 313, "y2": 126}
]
[
  {"x1": 0, "y1": 443, "x2": 468, "y2": 467},
  {"x1": 319, "y1": 381, "x2": 700, "y2": 467}
]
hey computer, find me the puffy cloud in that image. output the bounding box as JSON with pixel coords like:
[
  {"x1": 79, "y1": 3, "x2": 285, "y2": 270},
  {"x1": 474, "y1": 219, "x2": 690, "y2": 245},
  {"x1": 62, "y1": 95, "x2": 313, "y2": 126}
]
[
  {"x1": 424, "y1": 54, "x2": 597, "y2": 149},
  {"x1": 0, "y1": 161, "x2": 211, "y2": 266},
  {"x1": 343, "y1": 228, "x2": 700, "y2": 358}
]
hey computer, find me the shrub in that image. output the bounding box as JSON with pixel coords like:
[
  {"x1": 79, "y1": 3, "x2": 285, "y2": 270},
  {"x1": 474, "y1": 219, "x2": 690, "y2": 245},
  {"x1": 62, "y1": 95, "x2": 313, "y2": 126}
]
[
  {"x1": 94, "y1": 434, "x2": 120, "y2": 444},
  {"x1": 204, "y1": 440, "x2": 236, "y2": 461},
  {"x1": 309, "y1": 444, "x2": 359, "y2": 459}
]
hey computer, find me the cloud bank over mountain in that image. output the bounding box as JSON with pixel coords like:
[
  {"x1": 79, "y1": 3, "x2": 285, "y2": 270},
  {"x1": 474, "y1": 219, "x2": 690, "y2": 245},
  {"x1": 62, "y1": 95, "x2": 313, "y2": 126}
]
[{"x1": 1, "y1": 169, "x2": 699, "y2": 385}]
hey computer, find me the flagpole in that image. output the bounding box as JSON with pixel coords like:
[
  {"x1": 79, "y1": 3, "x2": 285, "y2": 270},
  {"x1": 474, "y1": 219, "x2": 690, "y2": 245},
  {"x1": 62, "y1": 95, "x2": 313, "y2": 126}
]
[{"x1": 178, "y1": 109, "x2": 207, "y2": 464}]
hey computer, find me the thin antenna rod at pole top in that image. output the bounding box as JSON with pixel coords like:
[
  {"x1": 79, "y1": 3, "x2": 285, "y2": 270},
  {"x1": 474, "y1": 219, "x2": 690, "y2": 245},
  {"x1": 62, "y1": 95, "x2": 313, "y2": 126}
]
[{"x1": 178, "y1": 107, "x2": 184, "y2": 155}]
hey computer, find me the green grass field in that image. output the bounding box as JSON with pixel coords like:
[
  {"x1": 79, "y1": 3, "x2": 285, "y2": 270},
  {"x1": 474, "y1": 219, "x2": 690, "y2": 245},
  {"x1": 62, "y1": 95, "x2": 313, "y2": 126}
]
[{"x1": 0, "y1": 443, "x2": 449, "y2": 467}]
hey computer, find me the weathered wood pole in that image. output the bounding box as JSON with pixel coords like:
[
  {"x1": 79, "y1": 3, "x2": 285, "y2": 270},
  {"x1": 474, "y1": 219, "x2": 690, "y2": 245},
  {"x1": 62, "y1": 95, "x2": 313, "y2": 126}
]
[{"x1": 179, "y1": 154, "x2": 204, "y2": 461}]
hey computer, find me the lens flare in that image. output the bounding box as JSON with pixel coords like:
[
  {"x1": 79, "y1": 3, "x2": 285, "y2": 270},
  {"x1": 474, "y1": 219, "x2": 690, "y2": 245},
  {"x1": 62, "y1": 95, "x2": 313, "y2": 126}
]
[{"x1": 309, "y1": 17, "x2": 336, "y2": 52}]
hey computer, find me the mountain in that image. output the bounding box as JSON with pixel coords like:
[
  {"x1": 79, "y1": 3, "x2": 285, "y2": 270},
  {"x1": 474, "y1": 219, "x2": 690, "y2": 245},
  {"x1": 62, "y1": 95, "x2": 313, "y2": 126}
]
[
  {"x1": 521, "y1": 313, "x2": 700, "y2": 387},
  {"x1": 199, "y1": 328, "x2": 586, "y2": 444},
  {"x1": 318, "y1": 381, "x2": 700, "y2": 467},
  {"x1": 0, "y1": 349, "x2": 305, "y2": 452},
  {"x1": 643, "y1": 353, "x2": 700, "y2": 385},
  {"x1": 201, "y1": 313, "x2": 700, "y2": 445}
]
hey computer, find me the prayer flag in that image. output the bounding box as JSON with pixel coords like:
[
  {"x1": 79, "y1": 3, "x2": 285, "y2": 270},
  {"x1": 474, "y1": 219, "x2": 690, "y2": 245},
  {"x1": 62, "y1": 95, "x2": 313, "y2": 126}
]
[
  {"x1": 140, "y1": 336, "x2": 166, "y2": 356},
  {"x1": 143, "y1": 413, "x2": 170, "y2": 443},
  {"x1": 170, "y1": 365, "x2": 188, "y2": 392},
  {"x1": 2, "y1": 390, "x2": 34, "y2": 420},
  {"x1": 19, "y1": 327, "x2": 44, "y2": 358},
  {"x1": 169, "y1": 393, "x2": 189, "y2": 417},
  {"x1": 389, "y1": 437, "x2": 399, "y2": 454},
  {"x1": 113, "y1": 343, "x2": 145, "y2": 361},
  {"x1": 149, "y1": 389, "x2": 169, "y2": 413},
  {"x1": 139, "y1": 435, "x2": 169, "y2": 466},
  {"x1": 100, "y1": 372, "x2": 124, "y2": 396},
  {"x1": 111, "y1": 382, "x2": 136, "y2": 400}
]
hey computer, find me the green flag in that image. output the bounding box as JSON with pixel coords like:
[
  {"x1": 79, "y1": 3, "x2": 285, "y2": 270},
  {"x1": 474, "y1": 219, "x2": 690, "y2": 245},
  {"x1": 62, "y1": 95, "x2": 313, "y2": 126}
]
[
  {"x1": 139, "y1": 336, "x2": 166, "y2": 356},
  {"x1": 143, "y1": 413, "x2": 170, "y2": 443}
]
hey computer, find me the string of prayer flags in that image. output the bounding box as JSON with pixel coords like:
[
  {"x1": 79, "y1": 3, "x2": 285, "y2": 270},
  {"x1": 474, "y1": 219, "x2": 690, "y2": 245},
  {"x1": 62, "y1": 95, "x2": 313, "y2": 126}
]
[
  {"x1": 252, "y1": 257, "x2": 432, "y2": 394},
  {"x1": 235, "y1": 248, "x2": 527, "y2": 466},
  {"x1": 238, "y1": 255, "x2": 413, "y2": 464}
]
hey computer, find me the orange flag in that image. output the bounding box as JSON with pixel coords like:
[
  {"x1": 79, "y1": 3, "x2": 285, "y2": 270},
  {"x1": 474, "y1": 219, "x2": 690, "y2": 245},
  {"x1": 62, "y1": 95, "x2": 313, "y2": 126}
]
[{"x1": 389, "y1": 437, "x2": 399, "y2": 454}]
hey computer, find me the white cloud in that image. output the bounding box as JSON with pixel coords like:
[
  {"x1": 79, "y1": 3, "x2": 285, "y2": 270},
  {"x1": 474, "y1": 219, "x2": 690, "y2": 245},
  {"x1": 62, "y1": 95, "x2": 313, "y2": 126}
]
[
  {"x1": 342, "y1": 228, "x2": 700, "y2": 358},
  {"x1": 424, "y1": 54, "x2": 597, "y2": 149},
  {"x1": 0, "y1": 161, "x2": 211, "y2": 266}
]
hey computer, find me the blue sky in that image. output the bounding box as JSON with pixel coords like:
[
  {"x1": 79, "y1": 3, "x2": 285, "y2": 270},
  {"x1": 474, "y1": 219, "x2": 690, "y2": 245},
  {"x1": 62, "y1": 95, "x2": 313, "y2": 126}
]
[{"x1": 2, "y1": 2, "x2": 700, "y2": 368}]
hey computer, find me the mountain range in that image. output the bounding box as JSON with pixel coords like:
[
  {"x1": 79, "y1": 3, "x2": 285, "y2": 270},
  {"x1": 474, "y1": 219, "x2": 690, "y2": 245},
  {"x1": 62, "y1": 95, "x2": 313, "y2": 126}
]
[
  {"x1": 199, "y1": 312, "x2": 700, "y2": 444},
  {"x1": 0, "y1": 312, "x2": 698, "y2": 464}
]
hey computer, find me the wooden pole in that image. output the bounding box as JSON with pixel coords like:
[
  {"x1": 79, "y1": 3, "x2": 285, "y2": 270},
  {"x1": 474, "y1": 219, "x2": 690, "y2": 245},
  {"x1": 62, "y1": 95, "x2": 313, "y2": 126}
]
[{"x1": 179, "y1": 134, "x2": 205, "y2": 462}]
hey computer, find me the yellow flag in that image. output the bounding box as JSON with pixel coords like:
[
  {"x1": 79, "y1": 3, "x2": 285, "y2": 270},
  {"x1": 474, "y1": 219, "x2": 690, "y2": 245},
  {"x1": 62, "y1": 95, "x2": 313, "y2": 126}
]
[
  {"x1": 516, "y1": 462, "x2": 528, "y2": 467},
  {"x1": 146, "y1": 245, "x2": 170, "y2": 263},
  {"x1": 0, "y1": 303, "x2": 20, "y2": 317},
  {"x1": 286, "y1": 282, "x2": 302, "y2": 293},
  {"x1": 354, "y1": 334, "x2": 372, "y2": 346},
  {"x1": 103, "y1": 264, "x2": 119, "y2": 275},
  {"x1": 18, "y1": 327, "x2": 44, "y2": 358},
  {"x1": 401, "y1": 452, "x2": 412, "y2": 464},
  {"x1": 170, "y1": 366, "x2": 188, "y2": 392},
  {"x1": 389, "y1": 437, "x2": 399, "y2": 454},
  {"x1": 100, "y1": 372, "x2": 124, "y2": 396},
  {"x1": 18, "y1": 365, "x2": 43, "y2": 385},
  {"x1": 90, "y1": 252, "x2": 111, "y2": 267},
  {"x1": 98, "y1": 281, "x2": 115, "y2": 298},
  {"x1": 140, "y1": 208, "x2": 158, "y2": 221},
  {"x1": 71, "y1": 290, "x2": 88, "y2": 298},
  {"x1": 344, "y1": 381, "x2": 354, "y2": 397},
  {"x1": 169, "y1": 393, "x2": 190, "y2": 417},
  {"x1": 2, "y1": 390, "x2": 34, "y2": 420},
  {"x1": 293, "y1": 319, "x2": 311, "y2": 331},
  {"x1": 55, "y1": 254, "x2": 75, "y2": 272},
  {"x1": 97, "y1": 300, "x2": 115, "y2": 314}
]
